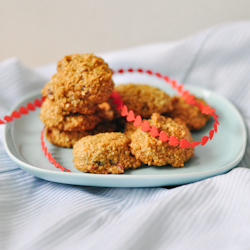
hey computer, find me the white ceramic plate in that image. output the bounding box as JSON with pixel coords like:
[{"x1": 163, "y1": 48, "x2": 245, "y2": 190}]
[{"x1": 3, "y1": 73, "x2": 247, "y2": 187}]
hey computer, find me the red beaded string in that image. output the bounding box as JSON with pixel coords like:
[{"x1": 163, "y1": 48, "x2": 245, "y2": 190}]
[
  {"x1": 41, "y1": 127, "x2": 71, "y2": 172},
  {"x1": 0, "y1": 97, "x2": 45, "y2": 124}
]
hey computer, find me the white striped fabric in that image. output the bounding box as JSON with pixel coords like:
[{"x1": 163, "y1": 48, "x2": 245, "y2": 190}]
[{"x1": 1, "y1": 22, "x2": 250, "y2": 250}]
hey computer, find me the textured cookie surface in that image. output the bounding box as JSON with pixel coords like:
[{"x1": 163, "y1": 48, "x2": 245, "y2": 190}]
[
  {"x1": 39, "y1": 98, "x2": 113, "y2": 131},
  {"x1": 130, "y1": 113, "x2": 194, "y2": 167},
  {"x1": 45, "y1": 122, "x2": 117, "y2": 148},
  {"x1": 42, "y1": 53, "x2": 114, "y2": 114},
  {"x1": 167, "y1": 96, "x2": 211, "y2": 130},
  {"x1": 45, "y1": 127, "x2": 93, "y2": 148},
  {"x1": 73, "y1": 132, "x2": 141, "y2": 174},
  {"x1": 124, "y1": 122, "x2": 137, "y2": 139},
  {"x1": 114, "y1": 84, "x2": 173, "y2": 118}
]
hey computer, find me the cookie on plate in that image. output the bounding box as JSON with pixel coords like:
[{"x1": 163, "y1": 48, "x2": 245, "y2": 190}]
[
  {"x1": 130, "y1": 113, "x2": 194, "y2": 167},
  {"x1": 73, "y1": 132, "x2": 142, "y2": 174},
  {"x1": 113, "y1": 83, "x2": 173, "y2": 118},
  {"x1": 166, "y1": 96, "x2": 211, "y2": 130},
  {"x1": 45, "y1": 122, "x2": 117, "y2": 148},
  {"x1": 42, "y1": 53, "x2": 114, "y2": 114},
  {"x1": 39, "y1": 98, "x2": 113, "y2": 131}
]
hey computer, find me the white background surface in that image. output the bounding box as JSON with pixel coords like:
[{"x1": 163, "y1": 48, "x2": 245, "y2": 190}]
[{"x1": 1, "y1": 0, "x2": 250, "y2": 67}]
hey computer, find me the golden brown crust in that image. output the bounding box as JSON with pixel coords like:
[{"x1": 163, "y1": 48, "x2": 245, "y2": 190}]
[
  {"x1": 130, "y1": 113, "x2": 194, "y2": 167},
  {"x1": 166, "y1": 96, "x2": 211, "y2": 130},
  {"x1": 39, "y1": 98, "x2": 113, "y2": 131},
  {"x1": 42, "y1": 79, "x2": 98, "y2": 114},
  {"x1": 72, "y1": 132, "x2": 142, "y2": 174},
  {"x1": 41, "y1": 54, "x2": 114, "y2": 114},
  {"x1": 113, "y1": 84, "x2": 173, "y2": 118},
  {"x1": 45, "y1": 122, "x2": 117, "y2": 148}
]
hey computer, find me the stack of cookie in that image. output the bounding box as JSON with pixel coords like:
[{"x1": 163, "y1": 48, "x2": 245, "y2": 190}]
[{"x1": 39, "y1": 53, "x2": 116, "y2": 148}]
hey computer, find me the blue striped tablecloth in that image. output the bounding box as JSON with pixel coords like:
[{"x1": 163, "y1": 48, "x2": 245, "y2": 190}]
[{"x1": 1, "y1": 22, "x2": 250, "y2": 250}]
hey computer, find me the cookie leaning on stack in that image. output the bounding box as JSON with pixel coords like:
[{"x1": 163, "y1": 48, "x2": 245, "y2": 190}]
[{"x1": 39, "y1": 53, "x2": 116, "y2": 148}]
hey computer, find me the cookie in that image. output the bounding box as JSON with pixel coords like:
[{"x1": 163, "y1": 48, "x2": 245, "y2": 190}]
[
  {"x1": 45, "y1": 122, "x2": 117, "y2": 148},
  {"x1": 130, "y1": 113, "x2": 194, "y2": 167},
  {"x1": 39, "y1": 98, "x2": 113, "y2": 131},
  {"x1": 43, "y1": 78, "x2": 98, "y2": 115},
  {"x1": 45, "y1": 127, "x2": 93, "y2": 148},
  {"x1": 113, "y1": 84, "x2": 173, "y2": 118},
  {"x1": 42, "y1": 54, "x2": 114, "y2": 114},
  {"x1": 73, "y1": 132, "x2": 142, "y2": 174},
  {"x1": 167, "y1": 96, "x2": 211, "y2": 130}
]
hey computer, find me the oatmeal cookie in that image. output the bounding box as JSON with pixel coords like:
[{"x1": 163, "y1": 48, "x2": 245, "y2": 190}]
[
  {"x1": 73, "y1": 132, "x2": 142, "y2": 174},
  {"x1": 39, "y1": 98, "x2": 113, "y2": 131},
  {"x1": 113, "y1": 84, "x2": 173, "y2": 118},
  {"x1": 45, "y1": 127, "x2": 93, "y2": 148},
  {"x1": 167, "y1": 96, "x2": 211, "y2": 130},
  {"x1": 130, "y1": 113, "x2": 194, "y2": 167},
  {"x1": 45, "y1": 122, "x2": 117, "y2": 148},
  {"x1": 42, "y1": 53, "x2": 114, "y2": 114},
  {"x1": 42, "y1": 78, "x2": 98, "y2": 114}
]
